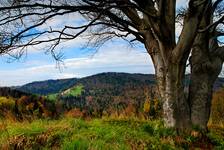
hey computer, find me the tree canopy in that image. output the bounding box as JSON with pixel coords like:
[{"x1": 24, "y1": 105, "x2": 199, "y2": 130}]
[{"x1": 0, "y1": 0, "x2": 221, "y2": 58}]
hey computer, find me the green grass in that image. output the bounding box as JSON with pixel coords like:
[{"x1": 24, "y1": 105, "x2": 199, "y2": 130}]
[
  {"x1": 46, "y1": 93, "x2": 58, "y2": 102},
  {"x1": 0, "y1": 118, "x2": 223, "y2": 149},
  {"x1": 64, "y1": 84, "x2": 84, "y2": 97},
  {"x1": 46, "y1": 84, "x2": 84, "y2": 101}
]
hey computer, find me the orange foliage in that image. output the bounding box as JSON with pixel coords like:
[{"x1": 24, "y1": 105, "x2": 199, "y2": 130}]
[
  {"x1": 143, "y1": 99, "x2": 150, "y2": 113},
  {"x1": 124, "y1": 103, "x2": 136, "y2": 116},
  {"x1": 65, "y1": 108, "x2": 84, "y2": 118}
]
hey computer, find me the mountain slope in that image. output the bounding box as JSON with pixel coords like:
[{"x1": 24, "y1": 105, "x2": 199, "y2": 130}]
[
  {"x1": 16, "y1": 73, "x2": 155, "y2": 95},
  {"x1": 16, "y1": 78, "x2": 78, "y2": 95},
  {"x1": 0, "y1": 87, "x2": 31, "y2": 98},
  {"x1": 16, "y1": 72, "x2": 224, "y2": 95},
  {"x1": 77, "y1": 72, "x2": 155, "y2": 91}
]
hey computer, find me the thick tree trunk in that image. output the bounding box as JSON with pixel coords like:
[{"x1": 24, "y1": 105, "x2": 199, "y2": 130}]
[
  {"x1": 188, "y1": 3, "x2": 224, "y2": 130},
  {"x1": 189, "y1": 70, "x2": 213, "y2": 130},
  {"x1": 153, "y1": 64, "x2": 191, "y2": 129},
  {"x1": 163, "y1": 64, "x2": 191, "y2": 129},
  {"x1": 150, "y1": 52, "x2": 191, "y2": 129},
  {"x1": 189, "y1": 59, "x2": 222, "y2": 130},
  {"x1": 189, "y1": 35, "x2": 223, "y2": 130},
  {"x1": 141, "y1": 0, "x2": 208, "y2": 129},
  {"x1": 145, "y1": 39, "x2": 191, "y2": 129}
]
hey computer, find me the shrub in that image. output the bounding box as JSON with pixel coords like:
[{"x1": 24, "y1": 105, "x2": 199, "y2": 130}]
[
  {"x1": 0, "y1": 97, "x2": 15, "y2": 111},
  {"x1": 65, "y1": 108, "x2": 84, "y2": 118},
  {"x1": 209, "y1": 88, "x2": 224, "y2": 127},
  {"x1": 143, "y1": 99, "x2": 150, "y2": 114},
  {"x1": 0, "y1": 97, "x2": 15, "y2": 119}
]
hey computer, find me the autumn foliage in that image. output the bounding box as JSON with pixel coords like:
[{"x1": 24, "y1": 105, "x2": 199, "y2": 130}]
[{"x1": 209, "y1": 88, "x2": 224, "y2": 127}]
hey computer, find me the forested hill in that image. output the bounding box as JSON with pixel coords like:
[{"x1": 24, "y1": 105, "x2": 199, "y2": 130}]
[
  {"x1": 16, "y1": 73, "x2": 155, "y2": 95},
  {"x1": 0, "y1": 87, "x2": 31, "y2": 98},
  {"x1": 15, "y1": 78, "x2": 78, "y2": 95},
  {"x1": 15, "y1": 72, "x2": 224, "y2": 95}
]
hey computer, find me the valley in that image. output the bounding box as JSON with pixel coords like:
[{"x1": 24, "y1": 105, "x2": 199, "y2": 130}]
[{"x1": 0, "y1": 73, "x2": 224, "y2": 149}]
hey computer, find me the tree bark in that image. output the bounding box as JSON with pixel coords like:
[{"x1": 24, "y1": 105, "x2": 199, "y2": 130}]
[
  {"x1": 189, "y1": 38, "x2": 223, "y2": 130},
  {"x1": 189, "y1": 6, "x2": 224, "y2": 130},
  {"x1": 142, "y1": 0, "x2": 209, "y2": 130},
  {"x1": 164, "y1": 64, "x2": 191, "y2": 129},
  {"x1": 145, "y1": 39, "x2": 191, "y2": 129}
]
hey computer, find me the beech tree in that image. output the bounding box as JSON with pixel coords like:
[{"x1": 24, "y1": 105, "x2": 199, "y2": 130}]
[
  {"x1": 189, "y1": 0, "x2": 224, "y2": 129},
  {"x1": 0, "y1": 0, "x2": 223, "y2": 130}
]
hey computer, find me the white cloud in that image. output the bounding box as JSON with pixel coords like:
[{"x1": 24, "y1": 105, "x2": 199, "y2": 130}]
[
  {"x1": 0, "y1": 44, "x2": 154, "y2": 86},
  {"x1": 37, "y1": 12, "x2": 84, "y2": 31}
]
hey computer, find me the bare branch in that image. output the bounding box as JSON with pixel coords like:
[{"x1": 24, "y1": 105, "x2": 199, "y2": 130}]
[
  {"x1": 198, "y1": 15, "x2": 224, "y2": 32},
  {"x1": 172, "y1": 0, "x2": 210, "y2": 62}
]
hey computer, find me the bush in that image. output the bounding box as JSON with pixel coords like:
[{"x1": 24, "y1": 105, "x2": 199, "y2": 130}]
[
  {"x1": 0, "y1": 97, "x2": 15, "y2": 111},
  {"x1": 209, "y1": 88, "x2": 224, "y2": 127},
  {"x1": 207, "y1": 132, "x2": 224, "y2": 148},
  {"x1": 65, "y1": 108, "x2": 84, "y2": 118},
  {"x1": 0, "y1": 97, "x2": 15, "y2": 119}
]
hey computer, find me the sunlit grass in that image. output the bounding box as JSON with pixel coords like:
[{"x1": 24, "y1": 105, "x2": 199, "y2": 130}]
[
  {"x1": 0, "y1": 117, "x2": 224, "y2": 149},
  {"x1": 63, "y1": 84, "x2": 84, "y2": 97}
]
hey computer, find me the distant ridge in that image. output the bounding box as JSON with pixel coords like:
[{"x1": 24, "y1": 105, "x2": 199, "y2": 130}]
[
  {"x1": 0, "y1": 87, "x2": 31, "y2": 98},
  {"x1": 15, "y1": 72, "x2": 224, "y2": 95},
  {"x1": 16, "y1": 78, "x2": 78, "y2": 95}
]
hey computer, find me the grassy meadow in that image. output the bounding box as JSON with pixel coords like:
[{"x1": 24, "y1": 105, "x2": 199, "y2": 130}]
[{"x1": 1, "y1": 117, "x2": 224, "y2": 150}]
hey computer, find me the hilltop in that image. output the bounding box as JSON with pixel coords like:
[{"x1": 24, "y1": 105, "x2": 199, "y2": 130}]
[
  {"x1": 15, "y1": 72, "x2": 224, "y2": 95},
  {"x1": 16, "y1": 73, "x2": 155, "y2": 95},
  {"x1": 15, "y1": 78, "x2": 78, "y2": 95}
]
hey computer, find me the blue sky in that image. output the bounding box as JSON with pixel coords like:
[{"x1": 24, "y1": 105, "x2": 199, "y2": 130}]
[
  {"x1": 0, "y1": 39, "x2": 154, "y2": 86},
  {"x1": 0, "y1": 1, "x2": 187, "y2": 86}
]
